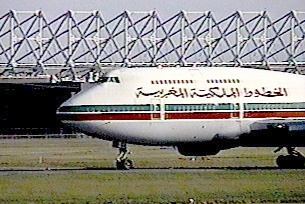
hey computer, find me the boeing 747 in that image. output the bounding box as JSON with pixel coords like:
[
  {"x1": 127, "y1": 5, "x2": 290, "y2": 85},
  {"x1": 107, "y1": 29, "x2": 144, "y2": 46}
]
[{"x1": 57, "y1": 67, "x2": 305, "y2": 169}]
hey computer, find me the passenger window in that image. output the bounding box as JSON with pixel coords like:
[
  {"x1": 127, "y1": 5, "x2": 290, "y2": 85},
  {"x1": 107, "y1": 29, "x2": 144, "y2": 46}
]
[
  {"x1": 100, "y1": 77, "x2": 108, "y2": 83},
  {"x1": 99, "y1": 77, "x2": 121, "y2": 83}
]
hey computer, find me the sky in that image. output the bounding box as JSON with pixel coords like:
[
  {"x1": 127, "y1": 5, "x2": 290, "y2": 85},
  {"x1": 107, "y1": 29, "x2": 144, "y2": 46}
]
[{"x1": 1, "y1": 0, "x2": 305, "y2": 20}]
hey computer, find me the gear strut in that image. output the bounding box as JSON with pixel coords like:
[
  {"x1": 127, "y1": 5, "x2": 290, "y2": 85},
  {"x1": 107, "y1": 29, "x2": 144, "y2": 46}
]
[{"x1": 114, "y1": 142, "x2": 133, "y2": 170}]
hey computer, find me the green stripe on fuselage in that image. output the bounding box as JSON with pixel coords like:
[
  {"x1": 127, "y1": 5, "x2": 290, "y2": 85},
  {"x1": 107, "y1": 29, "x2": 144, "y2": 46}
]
[{"x1": 59, "y1": 104, "x2": 152, "y2": 112}]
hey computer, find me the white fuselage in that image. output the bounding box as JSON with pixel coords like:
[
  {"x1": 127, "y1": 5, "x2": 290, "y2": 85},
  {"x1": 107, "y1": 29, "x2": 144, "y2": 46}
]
[{"x1": 57, "y1": 67, "x2": 305, "y2": 145}]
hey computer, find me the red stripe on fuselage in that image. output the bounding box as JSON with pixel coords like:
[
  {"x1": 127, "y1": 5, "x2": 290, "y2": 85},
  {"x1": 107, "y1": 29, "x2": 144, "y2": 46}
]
[
  {"x1": 59, "y1": 111, "x2": 305, "y2": 121},
  {"x1": 165, "y1": 112, "x2": 239, "y2": 119},
  {"x1": 244, "y1": 111, "x2": 305, "y2": 118}
]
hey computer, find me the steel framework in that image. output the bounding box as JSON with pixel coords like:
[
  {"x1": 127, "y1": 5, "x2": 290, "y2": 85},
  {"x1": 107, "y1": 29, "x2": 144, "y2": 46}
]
[{"x1": 0, "y1": 10, "x2": 305, "y2": 82}]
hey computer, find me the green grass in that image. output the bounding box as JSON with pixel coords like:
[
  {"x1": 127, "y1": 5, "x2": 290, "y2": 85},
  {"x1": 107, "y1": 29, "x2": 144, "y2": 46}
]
[
  {"x1": 1, "y1": 170, "x2": 305, "y2": 203},
  {"x1": 0, "y1": 138, "x2": 287, "y2": 169},
  {"x1": 0, "y1": 139, "x2": 304, "y2": 203}
]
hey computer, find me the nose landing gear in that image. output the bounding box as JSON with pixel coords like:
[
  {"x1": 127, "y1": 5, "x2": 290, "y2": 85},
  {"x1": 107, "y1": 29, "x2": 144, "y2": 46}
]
[
  {"x1": 113, "y1": 141, "x2": 133, "y2": 170},
  {"x1": 275, "y1": 147, "x2": 305, "y2": 168}
]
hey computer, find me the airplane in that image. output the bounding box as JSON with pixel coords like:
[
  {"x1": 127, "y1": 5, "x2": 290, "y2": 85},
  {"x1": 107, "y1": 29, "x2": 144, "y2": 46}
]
[{"x1": 57, "y1": 66, "x2": 305, "y2": 170}]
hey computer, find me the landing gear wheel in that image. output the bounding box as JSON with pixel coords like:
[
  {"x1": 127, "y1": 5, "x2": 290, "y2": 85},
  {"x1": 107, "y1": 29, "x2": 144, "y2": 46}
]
[
  {"x1": 276, "y1": 155, "x2": 305, "y2": 169},
  {"x1": 276, "y1": 147, "x2": 305, "y2": 169},
  {"x1": 114, "y1": 142, "x2": 133, "y2": 170},
  {"x1": 116, "y1": 159, "x2": 133, "y2": 170}
]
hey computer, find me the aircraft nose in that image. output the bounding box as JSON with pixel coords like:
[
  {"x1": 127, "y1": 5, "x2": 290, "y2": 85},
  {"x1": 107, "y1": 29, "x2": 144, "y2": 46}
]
[
  {"x1": 60, "y1": 87, "x2": 94, "y2": 107},
  {"x1": 56, "y1": 85, "x2": 97, "y2": 121}
]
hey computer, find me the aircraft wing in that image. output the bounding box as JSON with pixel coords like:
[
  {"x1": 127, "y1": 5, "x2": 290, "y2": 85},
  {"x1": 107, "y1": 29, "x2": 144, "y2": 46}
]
[
  {"x1": 250, "y1": 119, "x2": 305, "y2": 132},
  {"x1": 240, "y1": 119, "x2": 305, "y2": 147}
]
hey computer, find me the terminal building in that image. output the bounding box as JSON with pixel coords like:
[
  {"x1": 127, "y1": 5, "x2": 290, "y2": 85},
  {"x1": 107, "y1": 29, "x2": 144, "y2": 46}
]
[{"x1": 0, "y1": 83, "x2": 80, "y2": 135}]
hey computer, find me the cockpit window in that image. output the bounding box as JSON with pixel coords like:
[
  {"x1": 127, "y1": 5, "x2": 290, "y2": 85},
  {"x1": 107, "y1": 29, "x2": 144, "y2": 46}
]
[{"x1": 99, "y1": 77, "x2": 121, "y2": 83}]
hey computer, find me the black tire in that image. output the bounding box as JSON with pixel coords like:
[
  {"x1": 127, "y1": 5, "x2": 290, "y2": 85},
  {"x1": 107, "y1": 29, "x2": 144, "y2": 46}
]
[
  {"x1": 116, "y1": 159, "x2": 133, "y2": 170},
  {"x1": 276, "y1": 155, "x2": 305, "y2": 169},
  {"x1": 276, "y1": 155, "x2": 289, "y2": 168}
]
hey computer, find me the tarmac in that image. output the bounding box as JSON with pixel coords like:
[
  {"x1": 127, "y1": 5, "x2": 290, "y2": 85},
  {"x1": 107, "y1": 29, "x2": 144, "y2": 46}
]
[{"x1": 0, "y1": 166, "x2": 302, "y2": 176}]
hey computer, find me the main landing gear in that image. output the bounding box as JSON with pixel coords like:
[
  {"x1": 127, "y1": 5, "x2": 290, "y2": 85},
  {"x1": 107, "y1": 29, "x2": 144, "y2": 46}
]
[
  {"x1": 113, "y1": 141, "x2": 133, "y2": 170},
  {"x1": 275, "y1": 147, "x2": 305, "y2": 168}
]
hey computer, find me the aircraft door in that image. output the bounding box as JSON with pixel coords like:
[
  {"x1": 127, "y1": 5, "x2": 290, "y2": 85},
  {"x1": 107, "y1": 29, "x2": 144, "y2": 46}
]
[
  {"x1": 230, "y1": 103, "x2": 240, "y2": 119},
  {"x1": 150, "y1": 99, "x2": 164, "y2": 120},
  {"x1": 237, "y1": 102, "x2": 246, "y2": 135}
]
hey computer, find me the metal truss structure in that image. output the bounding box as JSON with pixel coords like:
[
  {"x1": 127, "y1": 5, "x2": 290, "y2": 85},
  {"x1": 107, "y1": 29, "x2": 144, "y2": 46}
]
[{"x1": 0, "y1": 10, "x2": 305, "y2": 82}]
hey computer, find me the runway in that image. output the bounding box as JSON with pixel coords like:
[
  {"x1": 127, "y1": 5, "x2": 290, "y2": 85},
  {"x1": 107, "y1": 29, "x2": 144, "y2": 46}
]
[{"x1": 0, "y1": 166, "x2": 302, "y2": 175}]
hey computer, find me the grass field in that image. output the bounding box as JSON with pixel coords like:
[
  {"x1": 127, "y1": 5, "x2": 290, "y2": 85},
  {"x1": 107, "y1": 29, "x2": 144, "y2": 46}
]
[
  {"x1": 0, "y1": 138, "x2": 304, "y2": 203},
  {"x1": 0, "y1": 138, "x2": 290, "y2": 169}
]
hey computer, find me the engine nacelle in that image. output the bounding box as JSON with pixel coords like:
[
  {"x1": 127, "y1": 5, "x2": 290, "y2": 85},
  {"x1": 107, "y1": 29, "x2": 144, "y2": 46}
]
[{"x1": 177, "y1": 143, "x2": 221, "y2": 156}]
